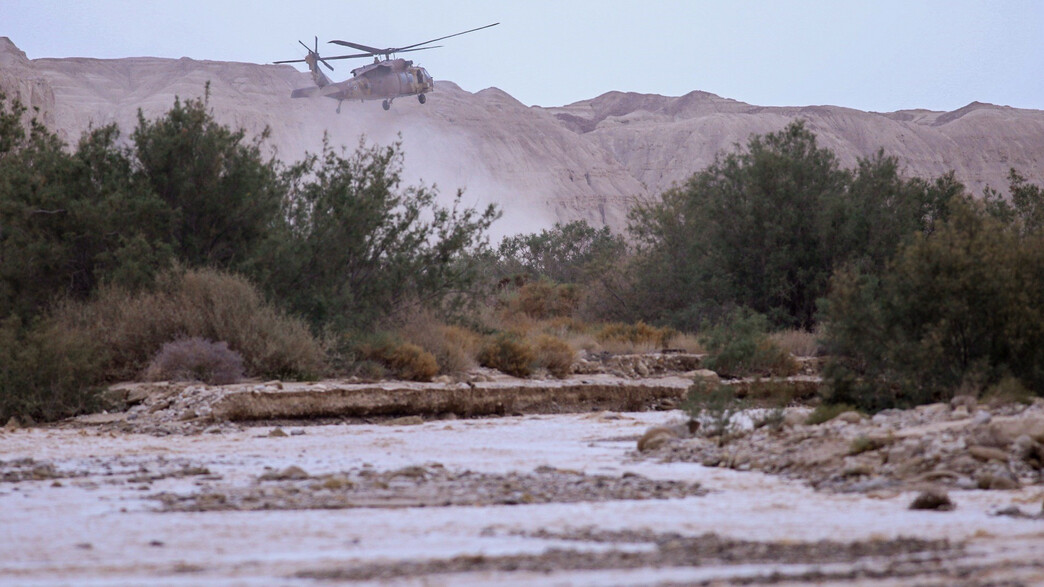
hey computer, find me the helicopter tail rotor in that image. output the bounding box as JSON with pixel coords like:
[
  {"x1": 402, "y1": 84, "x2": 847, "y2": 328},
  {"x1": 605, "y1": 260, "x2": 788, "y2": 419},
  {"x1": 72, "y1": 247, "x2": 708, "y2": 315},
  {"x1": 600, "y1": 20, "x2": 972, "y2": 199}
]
[{"x1": 276, "y1": 36, "x2": 335, "y2": 72}]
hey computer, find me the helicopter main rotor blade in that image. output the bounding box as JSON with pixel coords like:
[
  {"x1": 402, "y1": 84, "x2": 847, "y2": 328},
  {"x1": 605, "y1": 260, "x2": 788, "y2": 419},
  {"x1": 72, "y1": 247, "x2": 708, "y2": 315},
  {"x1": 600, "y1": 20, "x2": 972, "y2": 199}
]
[
  {"x1": 328, "y1": 40, "x2": 385, "y2": 54},
  {"x1": 274, "y1": 58, "x2": 307, "y2": 64},
  {"x1": 323, "y1": 46, "x2": 441, "y2": 61},
  {"x1": 391, "y1": 22, "x2": 499, "y2": 52},
  {"x1": 322, "y1": 51, "x2": 380, "y2": 61}
]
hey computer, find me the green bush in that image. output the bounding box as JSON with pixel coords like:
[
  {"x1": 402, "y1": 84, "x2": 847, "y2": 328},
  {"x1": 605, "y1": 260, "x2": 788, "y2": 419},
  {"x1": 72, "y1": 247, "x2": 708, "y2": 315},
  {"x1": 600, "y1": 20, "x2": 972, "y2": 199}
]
[
  {"x1": 821, "y1": 194, "x2": 1044, "y2": 411},
  {"x1": 627, "y1": 121, "x2": 958, "y2": 330},
  {"x1": 478, "y1": 333, "x2": 535, "y2": 377},
  {"x1": 700, "y1": 310, "x2": 798, "y2": 378},
  {"x1": 0, "y1": 315, "x2": 109, "y2": 423},
  {"x1": 681, "y1": 379, "x2": 746, "y2": 442},
  {"x1": 263, "y1": 138, "x2": 499, "y2": 332},
  {"x1": 493, "y1": 220, "x2": 627, "y2": 285}
]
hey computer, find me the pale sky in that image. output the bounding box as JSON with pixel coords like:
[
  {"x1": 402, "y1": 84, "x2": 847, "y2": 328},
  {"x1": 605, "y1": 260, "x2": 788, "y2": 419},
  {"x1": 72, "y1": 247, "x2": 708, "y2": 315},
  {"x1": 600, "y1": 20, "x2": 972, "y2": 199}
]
[{"x1": 4, "y1": 0, "x2": 1043, "y2": 112}]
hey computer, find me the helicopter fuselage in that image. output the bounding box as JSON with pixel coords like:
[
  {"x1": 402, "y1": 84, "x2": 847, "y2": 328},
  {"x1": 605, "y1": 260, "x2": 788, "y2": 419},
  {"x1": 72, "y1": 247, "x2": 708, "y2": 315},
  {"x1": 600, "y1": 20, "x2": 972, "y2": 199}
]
[{"x1": 290, "y1": 58, "x2": 434, "y2": 108}]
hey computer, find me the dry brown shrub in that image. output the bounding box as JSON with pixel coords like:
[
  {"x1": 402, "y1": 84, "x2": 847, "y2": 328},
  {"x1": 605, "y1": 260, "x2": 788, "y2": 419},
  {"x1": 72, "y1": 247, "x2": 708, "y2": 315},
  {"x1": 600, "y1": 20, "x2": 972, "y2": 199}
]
[
  {"x1": 668, "y1": 332, "x2": 705, "y2": 353},
  {"x1": 769, "y1": 328, "x2": 821, "y2": 358},
  {"x1": 359, "y1": 338, "x2": 439, "y2": 381},
  {"x1": 532, "y1": 334, "x2": 575, "y2": 378},
  {"x1": 562, "y1": 331, "x2": 601, "y2": 353},
  {"x1": 478, "y1": 333, "x2": 535, "y2": 378},
  {"x1": 46, "y1": 267, "x2": 324, "y2": 381},
  {"x1": 596, "y1": 321, "x2": 677, "y2": 353},
  {"x1": 382, "y1": 343, "x2": 440, "y2": 382},
  {"x1": 396, "y1": 310, "x2": 480, "y2": 374},
  {"x1": 515, "y1": 281, "x2": 580, "y2": 319},
  {"x1": 143, "y1": 337, "x2": 245, "y2": 385}
]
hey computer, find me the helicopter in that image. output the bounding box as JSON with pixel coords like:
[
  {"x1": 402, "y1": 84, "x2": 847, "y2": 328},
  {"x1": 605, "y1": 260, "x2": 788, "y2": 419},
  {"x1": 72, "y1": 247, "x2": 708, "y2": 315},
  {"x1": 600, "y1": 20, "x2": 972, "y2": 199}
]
[{"x1": 275, "y1": 23, "x2": 498, "y2": 113}]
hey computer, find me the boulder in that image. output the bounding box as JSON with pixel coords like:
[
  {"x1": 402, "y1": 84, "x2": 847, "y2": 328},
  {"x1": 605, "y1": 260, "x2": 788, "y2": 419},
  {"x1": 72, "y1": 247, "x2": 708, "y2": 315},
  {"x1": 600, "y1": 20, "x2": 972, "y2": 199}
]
[
  {"x1": 988, "y1": 415, "x2": 1044, "y2": 445},
  {"x1": 637, "y1": 427, "x2": 678, "y2": 452}
]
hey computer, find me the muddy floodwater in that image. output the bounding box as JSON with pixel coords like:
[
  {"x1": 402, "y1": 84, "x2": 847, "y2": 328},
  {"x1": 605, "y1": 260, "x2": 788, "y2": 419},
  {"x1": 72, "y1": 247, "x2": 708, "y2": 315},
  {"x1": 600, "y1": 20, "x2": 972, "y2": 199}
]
[{"x1": 2, "y1": 410, "x2": 1044, "y2": 586}]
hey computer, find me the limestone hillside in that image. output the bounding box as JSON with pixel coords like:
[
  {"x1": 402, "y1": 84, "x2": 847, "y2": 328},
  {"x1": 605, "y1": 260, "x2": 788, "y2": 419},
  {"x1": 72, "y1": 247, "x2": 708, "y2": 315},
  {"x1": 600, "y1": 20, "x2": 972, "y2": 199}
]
[{"x1": 3, "y1": 37, "x2": 1043, "y2": 235}]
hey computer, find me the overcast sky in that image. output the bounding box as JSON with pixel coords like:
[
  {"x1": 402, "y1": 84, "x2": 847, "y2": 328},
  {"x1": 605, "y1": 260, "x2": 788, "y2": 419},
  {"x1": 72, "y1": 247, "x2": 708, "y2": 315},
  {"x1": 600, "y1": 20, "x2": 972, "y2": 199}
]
[{"x1": 4, "y1": 0, "x2": 1043, "y2": 112}]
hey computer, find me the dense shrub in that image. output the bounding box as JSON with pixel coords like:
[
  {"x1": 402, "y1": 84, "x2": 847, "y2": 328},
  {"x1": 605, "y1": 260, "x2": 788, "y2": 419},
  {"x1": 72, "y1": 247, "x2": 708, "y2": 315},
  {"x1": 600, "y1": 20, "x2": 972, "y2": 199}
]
[
  {"x1": 47, "y1": 267, "x2": 324, "y2": 381},
  {"x1": 132, "y1": 90, "x2": 282, "y2": 271},
  {"x1": 263, "y1": 138, "x2": 499, "y2": 332},
  {"x1": 143, "y1": 337, "x2": 245, "y2": 385},
  {"x1": 0, "y1": 90, "x2": 505, "y2": 422},
  {"x1": 493, "y1": 220, "x2": 627, "y2": 285},
  {"x1": 478, "y1": 333, "x2": 535, "y2": 377},
  {"x1": 0, "y1": 315, "x2": 108, "y2": 423},
  {"x1": 0, "y1": 96, "x2": 171, "y2": 322},
  {"x1": 700, "y1": 310, "x2": 798, "y2": 379},
  {"x1": 821, "y1": 192, "x2": 1044, "y2": 411},
  {"x1": 627, "y1": 121, "x2": 958, "y2": 330}
]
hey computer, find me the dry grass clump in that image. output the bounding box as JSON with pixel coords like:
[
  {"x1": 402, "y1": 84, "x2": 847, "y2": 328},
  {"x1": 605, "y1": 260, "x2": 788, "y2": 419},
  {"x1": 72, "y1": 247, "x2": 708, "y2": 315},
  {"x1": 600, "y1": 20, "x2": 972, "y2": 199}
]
[
  {"x1": 805, "y1": 403, "x2": 860, "y2": 425},
  {"x1": 981, "y1": 376, "x2": 1036, "y2": 407},
  {"x1": 596, "y1": 321, "x2": 677, "y2": 353},
  {"x1": 769, "y1": 328, "x2": 822, "y2": 358},
  {"x1": 143, "y1": 337, "x2": 245, "y2": 385},
  {"x1": 478, "y1": 333, "x2": 535, "y2": 378},
  {"x1": 358, "y1": 338, "x2": 439, "y2": 382},
  {"x1": 46, "y1": 267, "x2": 324, "y2": 381},
  {"x1": 668, "y1": 332, "x2": 705, "y2": 353},
  {"x1": 532, "y1": 333, "x2": 575, "y2": 378}
]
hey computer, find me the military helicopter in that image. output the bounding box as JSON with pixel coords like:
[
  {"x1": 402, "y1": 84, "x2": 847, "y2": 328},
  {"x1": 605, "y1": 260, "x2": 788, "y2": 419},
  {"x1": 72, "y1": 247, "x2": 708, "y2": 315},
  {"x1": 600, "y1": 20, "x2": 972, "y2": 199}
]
[{"x1": 275, "y1": 23, "x2": 498, "y2": 113}]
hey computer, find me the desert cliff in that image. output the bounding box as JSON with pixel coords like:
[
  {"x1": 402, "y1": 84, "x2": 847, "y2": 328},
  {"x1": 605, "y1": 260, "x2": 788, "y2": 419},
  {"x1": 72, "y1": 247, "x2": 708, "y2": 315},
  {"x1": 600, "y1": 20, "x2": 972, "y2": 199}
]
[{"x1": 3, "y1": 36, "x2": 1042, "y2": 234}]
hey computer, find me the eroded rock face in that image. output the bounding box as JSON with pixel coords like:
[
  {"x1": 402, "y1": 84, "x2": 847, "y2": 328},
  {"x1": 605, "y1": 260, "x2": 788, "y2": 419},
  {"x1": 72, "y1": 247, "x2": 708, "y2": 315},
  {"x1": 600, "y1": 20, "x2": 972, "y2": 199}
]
[
  {"x1": 3, "y1": 37, "x2": 1044, "y2": 235},
  {"x1": 542, "y1": 91, "x2": 1044, "y2": 199}
]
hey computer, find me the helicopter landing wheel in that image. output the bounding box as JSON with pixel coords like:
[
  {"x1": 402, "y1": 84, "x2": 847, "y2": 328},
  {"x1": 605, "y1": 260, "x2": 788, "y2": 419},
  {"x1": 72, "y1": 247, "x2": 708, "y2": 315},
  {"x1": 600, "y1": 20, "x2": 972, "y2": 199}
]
[
  {"x1": 382, "y1": 99, "x2": 391, "y2": 111},
  {"x1": 336, "y1": 100, "x2": 343, "y2": 114},
  {"x1": 418, "y1": 93, "x2": 426, "y2": 104}
]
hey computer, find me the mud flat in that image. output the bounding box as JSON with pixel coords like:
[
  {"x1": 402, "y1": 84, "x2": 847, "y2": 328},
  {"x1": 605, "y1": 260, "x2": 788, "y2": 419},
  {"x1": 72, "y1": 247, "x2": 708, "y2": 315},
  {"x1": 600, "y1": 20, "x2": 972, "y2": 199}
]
[{"x1": 3, "y1": 405, "x2": 1044, "y2": 586}]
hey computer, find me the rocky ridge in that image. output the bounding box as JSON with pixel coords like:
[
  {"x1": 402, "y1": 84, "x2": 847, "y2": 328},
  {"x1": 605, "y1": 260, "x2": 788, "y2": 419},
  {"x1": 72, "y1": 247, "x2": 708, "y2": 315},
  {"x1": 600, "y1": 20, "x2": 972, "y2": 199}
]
[{"x1": 3, "y1": 37, "x2": 1044, "y2": 234}]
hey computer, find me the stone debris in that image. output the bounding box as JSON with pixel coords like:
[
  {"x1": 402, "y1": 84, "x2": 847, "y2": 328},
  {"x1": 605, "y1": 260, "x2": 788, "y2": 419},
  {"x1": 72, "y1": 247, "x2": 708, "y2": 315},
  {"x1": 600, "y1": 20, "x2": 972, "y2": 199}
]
[
  {"x1": 155, "y1": 464, "x2": 705, "y2": 512},
  {"x1": 74, "y1": 373, "x2": 694, "y2": 435},
  {"x1": 298, "y1": 529, "x2": 956, "y2": 582},
  {"x1": 573, "y1": 353, "x2": 702, "y2": 378},
  {"x1": 641, "y1": 399, "x2": 1044, "y2": 492}
]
